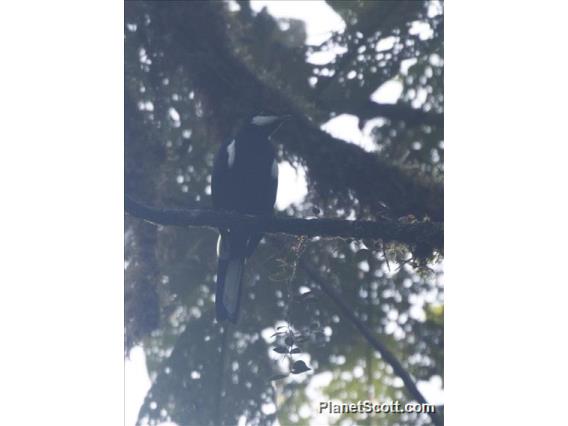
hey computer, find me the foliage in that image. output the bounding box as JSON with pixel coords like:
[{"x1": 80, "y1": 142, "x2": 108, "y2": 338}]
[{"x1": 125, "y1": 1, "x2": 443, "y2": 425}]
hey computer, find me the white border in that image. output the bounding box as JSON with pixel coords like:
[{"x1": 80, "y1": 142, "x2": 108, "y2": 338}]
[
  {"x1": 447, "y1": 2, "x2": 568, "y2": 424},
  {"x1": 0, "y1": 1, "x2": 124, "y2": 424}
]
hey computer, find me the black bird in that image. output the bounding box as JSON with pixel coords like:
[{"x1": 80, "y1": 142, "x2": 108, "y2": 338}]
[{"x1": 211, "y1": 114, "x2": 289, "y2": 322}]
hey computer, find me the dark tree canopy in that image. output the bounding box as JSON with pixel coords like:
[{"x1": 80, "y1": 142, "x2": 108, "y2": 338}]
[{"x1": 125, "y1": 1, "x2": 443, "y2": 425}]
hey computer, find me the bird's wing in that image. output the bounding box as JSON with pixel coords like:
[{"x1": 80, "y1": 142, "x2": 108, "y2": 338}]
[{"x1": 211, "y1": 142, "x2": 233, "y2": 210}]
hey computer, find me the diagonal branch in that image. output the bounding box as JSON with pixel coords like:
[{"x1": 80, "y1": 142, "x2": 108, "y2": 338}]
[
  {"x1": 125, "y1": 195, "x2": 443, "y2": 252},
  {"x1": 137, "y1": 2, "x2": 444, "y2": 221},
  {"x1": 299, "y1": 259, "x2": 443, "y2": 426}
]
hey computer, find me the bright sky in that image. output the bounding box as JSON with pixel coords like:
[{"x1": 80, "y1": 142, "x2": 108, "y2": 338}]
[
  {"x1": 250, "y1": 0, "x2": 406, "y2": 209},
  {"x1": 249, "y1": 0, "x2": 345, "y2": 45},
  {"x1": 125, "y1": 346, "x2": 153, "y2": 426},
  {"x1": 126, "y1": 2, "x2": 440, "y2": 425}
]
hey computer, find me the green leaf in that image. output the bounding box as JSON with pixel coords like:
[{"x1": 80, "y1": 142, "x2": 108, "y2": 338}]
[
  {"x1": 273, "y1": 346, "x2": 289, "y2": 354},
  {"x1": 291, "y1": 360, "x2": 311, "y2": 374},
  {"x1": 268, "y1": 373, "x2": 289, "y2": 382}
]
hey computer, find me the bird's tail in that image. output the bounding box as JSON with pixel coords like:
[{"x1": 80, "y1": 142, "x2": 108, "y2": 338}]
[{"x1": 216, "y1": 233, "x2": 245, "y2": 323}]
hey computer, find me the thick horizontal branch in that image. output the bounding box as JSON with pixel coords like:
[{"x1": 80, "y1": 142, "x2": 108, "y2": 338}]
[{"x1": 125, "y1": 196, "x2": 443, "y2": 251}]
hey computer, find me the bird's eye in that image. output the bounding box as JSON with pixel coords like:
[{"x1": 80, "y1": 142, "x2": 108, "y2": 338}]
[{"x1": 251, "y1": 115, "x2": 279, "y2": 126}]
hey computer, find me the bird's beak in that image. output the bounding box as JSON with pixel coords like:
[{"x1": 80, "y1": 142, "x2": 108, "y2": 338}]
[
  {"x1": 273, "y1": 115, "x2": 293, "y2": 128},
  {"x1": 269, "y1": 115, "x2": 292, "y2": 137}
]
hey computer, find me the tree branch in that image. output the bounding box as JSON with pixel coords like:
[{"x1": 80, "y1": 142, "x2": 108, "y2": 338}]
[
  {"x1": 138, "y1": 2, "x2": 444, "y2": 221},
  {"x1": 316, "y1": 1, "x2": 424, "y2": 96},
  {"x1": 125, "y1": 196, "x2": 443, "y2": 252},
  {"x1": 340, "y1": 100, "x2": 443, "y2": 127},
  {"x1": 299, "y1": 259, "x2": 443, "y2": 426}
]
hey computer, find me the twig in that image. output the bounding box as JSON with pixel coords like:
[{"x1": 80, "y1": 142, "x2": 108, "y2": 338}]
[{"x1": 214, "y1": 323, "x2": 228, "y2": 426}]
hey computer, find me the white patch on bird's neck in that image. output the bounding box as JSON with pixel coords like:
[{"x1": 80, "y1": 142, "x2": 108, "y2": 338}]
[
  {"x1": 251, "y1": 115, "x2": 279, "y2": 126},
  {"x1": 271, "y1": 159, "x2": 278, "y2": 179},
  {"x1": 227, "y1": 139, "x2": 236, "y2": 167}
]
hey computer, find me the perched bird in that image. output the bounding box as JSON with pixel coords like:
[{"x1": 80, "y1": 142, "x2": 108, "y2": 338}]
[{"x1": 211, "y1": 114, "x2": 289, "y2": 322}]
